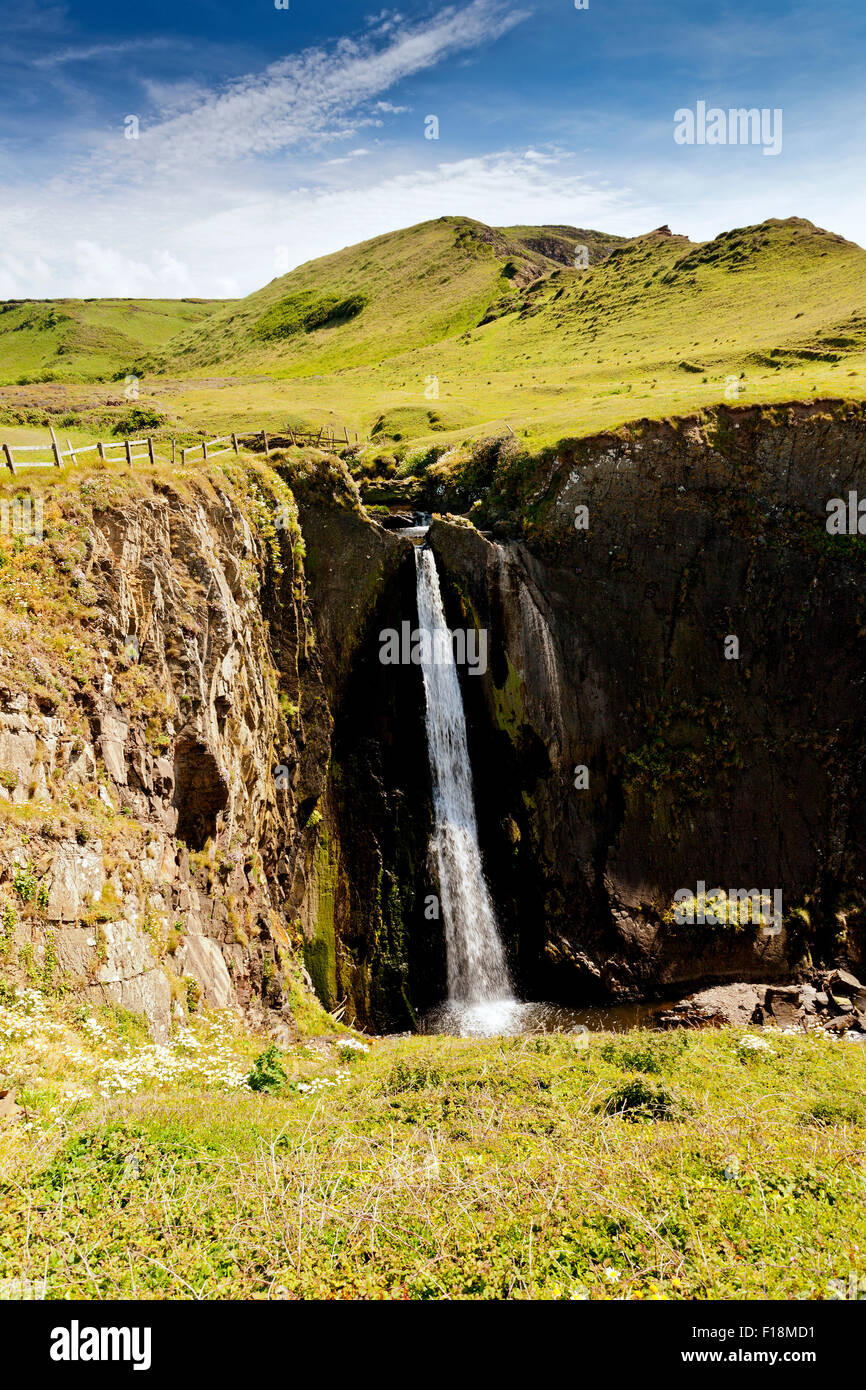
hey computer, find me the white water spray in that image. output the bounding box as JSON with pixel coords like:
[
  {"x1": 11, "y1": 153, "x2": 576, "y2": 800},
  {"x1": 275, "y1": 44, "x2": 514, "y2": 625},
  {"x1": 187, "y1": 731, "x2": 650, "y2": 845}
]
[{"x1": 415, "y1": 548, "x2": 513, "y2": 1008}]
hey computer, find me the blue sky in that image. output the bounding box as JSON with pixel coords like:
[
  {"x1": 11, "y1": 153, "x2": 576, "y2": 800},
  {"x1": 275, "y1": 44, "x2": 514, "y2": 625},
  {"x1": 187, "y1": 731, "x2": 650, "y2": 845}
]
[{"x1": 1, "y1": 0, "x2": 864, "y2": 297}]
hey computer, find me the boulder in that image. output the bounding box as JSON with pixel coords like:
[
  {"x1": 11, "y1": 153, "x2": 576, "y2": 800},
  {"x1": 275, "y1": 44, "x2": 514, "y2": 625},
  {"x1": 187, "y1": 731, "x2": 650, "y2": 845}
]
[
  {"x1": 827, "y1": 969, "x2": 866, "y2": 1010},
  {"x1": 764, "y1": 985, "x2": 803, "y2": 1027}
]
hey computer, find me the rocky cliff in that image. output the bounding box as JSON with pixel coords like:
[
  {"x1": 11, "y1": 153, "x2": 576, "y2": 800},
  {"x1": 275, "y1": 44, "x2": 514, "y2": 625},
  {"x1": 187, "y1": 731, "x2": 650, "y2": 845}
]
[
  {"x1": 427, "y1": 401, "x2": 866, "y2": 1000},
  {"x1": 0, "y1": 453, "x2": 412, "y2": 1038},
  {"x1": 2, "y1": 402, "x2": 864, "y2": 1039}
]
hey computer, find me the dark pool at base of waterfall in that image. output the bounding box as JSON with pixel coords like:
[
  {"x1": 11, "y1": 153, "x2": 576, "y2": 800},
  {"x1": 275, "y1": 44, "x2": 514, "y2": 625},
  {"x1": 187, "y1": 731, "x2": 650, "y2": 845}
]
[{"x1": 419, "y1": 997, "x2": 678, "y2": 1038}]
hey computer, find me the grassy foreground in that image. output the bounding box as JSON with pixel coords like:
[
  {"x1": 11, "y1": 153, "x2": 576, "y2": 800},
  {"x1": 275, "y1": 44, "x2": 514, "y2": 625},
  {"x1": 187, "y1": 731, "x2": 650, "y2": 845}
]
[{"x1": 1, "y1": 988, "x2": 864, "y2": 1301}]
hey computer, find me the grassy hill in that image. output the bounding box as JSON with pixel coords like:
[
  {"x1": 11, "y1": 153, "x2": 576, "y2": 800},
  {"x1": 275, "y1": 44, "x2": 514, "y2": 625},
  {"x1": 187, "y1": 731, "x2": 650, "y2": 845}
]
[
  {"x1": 2, "y1": 215, "x2": 865, "y2": 451},
  {"x1": 0, "y1": 296, "x2": 230, "y2": 386},
  {"x1": 145, "y1": 215, "x2": 866, "y2": 448},
  {"x1": 150, "y1": 216, "x2": 624, "y2": 383}
]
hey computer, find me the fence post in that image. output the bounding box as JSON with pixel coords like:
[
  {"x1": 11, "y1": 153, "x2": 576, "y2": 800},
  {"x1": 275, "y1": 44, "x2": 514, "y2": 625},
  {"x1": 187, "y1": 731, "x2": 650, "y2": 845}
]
[
  {"x1": 202, "y1": 439, "x2": 208, "y2": 461},
  {"x1": 124, "y1": 439, "x2": 132, "y2": 465},
  {"x1": 181, "y1": 446, "x2": 188, "y2": 464},
  {"x1": 49, "y1": 427, "x2": 62, "y2": 468},
  {"x1": 3, "y1": 444, "x2": 15, "y2": 476},
  {"x1": 147, "y1": 438, "x2": 155, "y2": 465},
  {"x1": 263, "y1": 430, "x2": 269, "y2": 457},
  {"x1": 171, "y1": 439, "x2": 176, "y2": 464},
  {"x1": 232, "y1": 433, "x2": 239, "y2": 454},
  {"x1": 98, "y1": 441, "x2": 106, "y2": 461}
]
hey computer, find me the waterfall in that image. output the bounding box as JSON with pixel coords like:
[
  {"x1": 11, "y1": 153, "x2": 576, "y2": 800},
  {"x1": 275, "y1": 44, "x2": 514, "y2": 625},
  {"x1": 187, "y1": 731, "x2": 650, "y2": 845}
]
[{"x1": 415, "y1": 548, "x2": 513, "y2": 1007}]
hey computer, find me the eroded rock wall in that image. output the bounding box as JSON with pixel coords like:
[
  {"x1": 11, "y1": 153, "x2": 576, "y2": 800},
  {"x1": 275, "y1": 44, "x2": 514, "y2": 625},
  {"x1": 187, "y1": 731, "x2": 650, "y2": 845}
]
[
  {"x1": 430, "y1": 403, "x2": 866, "y2": 999},
  {"x1": 0, "y1": 459, "x2": 345, "y2": 1037}
]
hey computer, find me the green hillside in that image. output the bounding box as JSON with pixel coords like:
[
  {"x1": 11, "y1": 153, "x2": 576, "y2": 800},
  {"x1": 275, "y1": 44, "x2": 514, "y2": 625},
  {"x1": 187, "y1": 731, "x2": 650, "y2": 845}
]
[
  {"x1": 0, "y1": 296, "x2": 230, "y2": 385},
  {"x1": 151, "y1": 216, "x2": 621, "y2": 379},
  {"x1": 140, "y1": 215, "x2": 866, "y2": 449},
  {"x1": 2, "y1": 216, "x2": 865, "y2": 452}
]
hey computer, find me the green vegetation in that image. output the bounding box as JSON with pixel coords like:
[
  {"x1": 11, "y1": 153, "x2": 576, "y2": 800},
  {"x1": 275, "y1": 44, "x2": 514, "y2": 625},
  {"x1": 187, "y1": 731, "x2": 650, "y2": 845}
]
[
  {"x1": 4, "y1": 215, "x2": 866, "y2": 454},
  {"x1": 252, "y1": 291, "x2": 368, "y2": 341},
  {"x1": 1, "y1": 987, "x2": 863, "y2": 1299},
  {"x1": 247, "y1": 1042, "x2": 288, "y2": 1094},
  {"x1": 111, "y1": 214, "x2": 866, "y2": 450},
  {"x1": 0, "y1": 297, "x2": 229, "y2": 386}
]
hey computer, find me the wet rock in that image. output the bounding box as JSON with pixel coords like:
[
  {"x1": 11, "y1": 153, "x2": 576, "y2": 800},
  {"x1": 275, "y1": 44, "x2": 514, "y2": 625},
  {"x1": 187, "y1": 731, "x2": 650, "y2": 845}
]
[{"x1": 657, "y1": 1001, "x2": 729, "y2": 1029}]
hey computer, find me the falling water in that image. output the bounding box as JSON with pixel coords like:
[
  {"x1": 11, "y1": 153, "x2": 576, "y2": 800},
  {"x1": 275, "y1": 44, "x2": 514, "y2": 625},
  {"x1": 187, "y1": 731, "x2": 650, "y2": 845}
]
[{"x1": 414, "y1": 548, "x2": 513, "y2": 1020}]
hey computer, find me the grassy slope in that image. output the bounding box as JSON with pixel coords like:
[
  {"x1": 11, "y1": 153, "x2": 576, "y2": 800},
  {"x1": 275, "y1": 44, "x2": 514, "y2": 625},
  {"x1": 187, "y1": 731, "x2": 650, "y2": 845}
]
[
  {"x1": 0, "y1": 298, "x2": 230, "y2": 386},
  {"x1": 141, "y1": 216, "x2": 866, "y2": 449},
  {"x1": 1, "y1": 987, "x2": 863, "y2": 1299},
  {"x1": 151, "y1": 217, "x2": 568, "y2": 381},
  {"x1": 2, "y1": 216, "x2": 865, "y2": 452}
]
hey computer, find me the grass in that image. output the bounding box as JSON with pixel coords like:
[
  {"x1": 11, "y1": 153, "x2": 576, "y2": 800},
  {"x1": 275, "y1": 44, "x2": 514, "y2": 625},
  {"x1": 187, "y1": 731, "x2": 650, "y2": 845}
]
[
  {"x1": 1, "y1": 986, "x2": 863, "y2": 1300},
  {"x1": 0, "y1": 298, "x2": 230, "y2": 386},
  {"x1": 5, "y1": 215, "x2": 864, "y2": 455}
]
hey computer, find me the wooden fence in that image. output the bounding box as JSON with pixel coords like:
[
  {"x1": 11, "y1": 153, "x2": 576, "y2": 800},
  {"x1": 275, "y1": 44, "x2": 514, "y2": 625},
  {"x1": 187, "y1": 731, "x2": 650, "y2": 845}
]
[
  {"x1": 2, "y1": 423, "x2": 358, "y2": 475},
  {"x1": 286, "y1": 425, "x2": 358, "y2": 449}
]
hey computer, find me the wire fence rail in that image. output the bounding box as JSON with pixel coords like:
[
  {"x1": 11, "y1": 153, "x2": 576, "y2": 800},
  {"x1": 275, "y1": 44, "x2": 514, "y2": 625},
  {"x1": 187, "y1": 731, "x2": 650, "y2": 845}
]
[{"x1": 0, "y1": 423, "x2": 359, "y2": 475}]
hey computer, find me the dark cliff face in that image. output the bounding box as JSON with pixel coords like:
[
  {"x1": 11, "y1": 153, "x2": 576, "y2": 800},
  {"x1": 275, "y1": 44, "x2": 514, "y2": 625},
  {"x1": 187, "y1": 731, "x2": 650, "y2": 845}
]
[
  {"x1": 6, "y1": 409, "x2": 863, "y2": 1039},
  {"x1": 427, "y1": 405, "x2": 866, "y2": 1000},
  {"x1": 285, "y1": 459, "x2": 439, "y2": 1030}
]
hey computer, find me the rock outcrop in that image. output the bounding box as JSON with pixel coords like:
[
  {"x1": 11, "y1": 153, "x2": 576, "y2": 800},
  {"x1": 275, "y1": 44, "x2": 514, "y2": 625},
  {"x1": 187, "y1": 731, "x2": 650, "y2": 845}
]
[
  {"x1": 2, "y1": 402, "x2": 865, "y2": 1036},
  {"x1": 428, "y1": 402, "x2": 866, "y2": 1002}
]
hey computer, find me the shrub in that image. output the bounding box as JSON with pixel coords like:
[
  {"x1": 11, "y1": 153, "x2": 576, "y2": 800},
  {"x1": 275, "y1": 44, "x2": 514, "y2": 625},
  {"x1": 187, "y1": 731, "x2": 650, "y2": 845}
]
[
  {"x1": 252, "y1": 292, "x2": 367, "y2": 342},
  {"x1": 599, "y1": 1034, "x2": 687, "y2": 1074},
  {"x1": 599, "y1": 1076, "x2": 685, "y2": 1121},
  {"x1": 801, "y1": 1098, "x2": 863, "y2": 1128},
  {"x1": 185, "y1": 977, "x2": 202, "y2": 1014},
  {"x1": 12, "y1": 863, "x2": 38, "y2": 904},
  {"x1": 111, "y1": 406, "x2": 166, "y2": 437},
  {"x1": 386, "y1": 1060, "x2": 443, "y2": 1093},
  {"x1": 247, "y1": 1043, "x2": 288, "y2": 1094}
]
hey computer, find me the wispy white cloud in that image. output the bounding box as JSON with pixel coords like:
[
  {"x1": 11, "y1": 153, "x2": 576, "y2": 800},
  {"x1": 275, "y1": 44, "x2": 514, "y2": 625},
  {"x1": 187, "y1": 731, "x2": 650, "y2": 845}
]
[
  {"x1": 34, "y1": 37, "x2": 179, "y2": 69},
  {"x1": 324, "y1": 148, "x2": 373, "y2": 166},
  {"x1": 0, "y1": 149, "x2": 635, "y2": 298},
  {"x1": 87, "y1": 0, "x2": 528, "y2": 175},
  {"x1": 4, "y1": 134, "x2": 865, "y2": 302}
]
